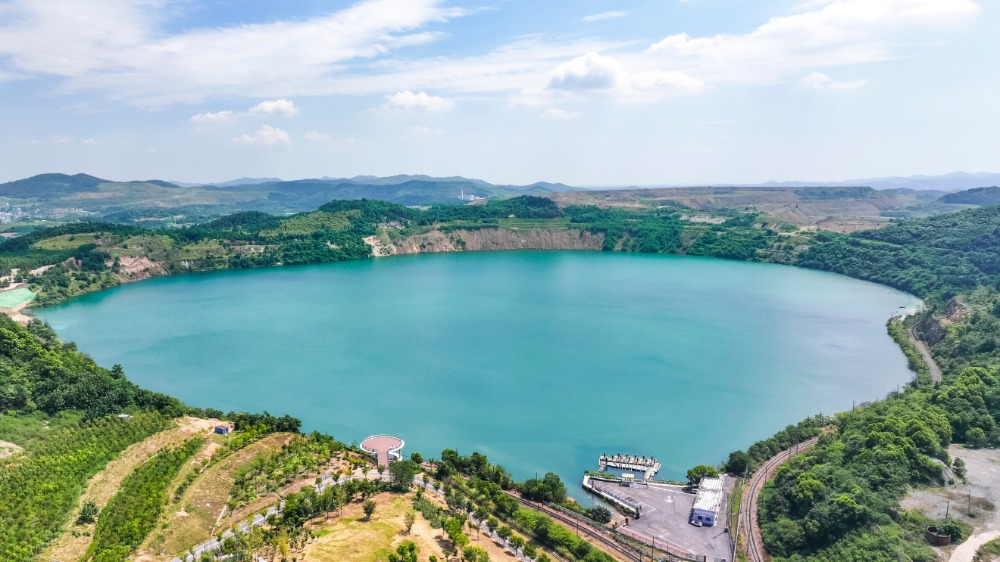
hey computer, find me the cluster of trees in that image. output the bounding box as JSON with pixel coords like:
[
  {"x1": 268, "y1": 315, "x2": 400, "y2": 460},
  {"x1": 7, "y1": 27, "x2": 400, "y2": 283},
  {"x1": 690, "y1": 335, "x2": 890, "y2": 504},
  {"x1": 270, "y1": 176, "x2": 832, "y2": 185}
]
[
  {"x1": 757, "y1": 392, "x2": 954, "y2": 560},
  {"x1": 925, "y1": 287, "x2": 1000, "y2": 375},
  {"x1": 225, "y1": 411, "x2": 302, "y2": 433},
  {"x1": 521, "y1": 472, "x2": 568, "y2": 504},
  {"x1": 229, "y1": 432, "x2": 344, "y2": 509},
  {"x1": 0, "y1": 317, "x2": 184, "y2": 419},
  {"x1": 798, "y1": 206, "x2": 1000, "y2": 299},
  {"x1": 512, "y1": 508, "x2": 614, "y2": 562},
  {"x1": 427, "y1": 448, "x2": 610, "y2": 562},
  {"x1": 436, "y1": 448, "x2": 516, "y2": 490},
  {"x1": 723, "y1": 416, "x2": 827, "y2": 475},
  {"x1": 0, "y1": 411, "x2": 169, "y2": 561},
  {"x1": 85, "y1": 437, "x2": 205, "y2": 562}
]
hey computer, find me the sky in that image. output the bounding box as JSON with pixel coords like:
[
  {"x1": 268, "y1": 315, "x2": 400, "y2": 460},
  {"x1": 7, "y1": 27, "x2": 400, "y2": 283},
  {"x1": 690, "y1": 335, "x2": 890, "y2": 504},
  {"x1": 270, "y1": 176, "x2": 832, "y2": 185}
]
[{"x1": 0, "y1": 0, "x2": 997, "y2": 186}]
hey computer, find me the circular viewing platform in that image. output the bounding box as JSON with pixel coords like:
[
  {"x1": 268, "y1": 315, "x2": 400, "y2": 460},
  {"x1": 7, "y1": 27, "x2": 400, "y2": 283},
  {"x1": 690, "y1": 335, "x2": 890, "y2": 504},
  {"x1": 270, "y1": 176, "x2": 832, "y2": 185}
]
[{"x1": 360, "y1": 434, "x2": 405, "y2": 468}]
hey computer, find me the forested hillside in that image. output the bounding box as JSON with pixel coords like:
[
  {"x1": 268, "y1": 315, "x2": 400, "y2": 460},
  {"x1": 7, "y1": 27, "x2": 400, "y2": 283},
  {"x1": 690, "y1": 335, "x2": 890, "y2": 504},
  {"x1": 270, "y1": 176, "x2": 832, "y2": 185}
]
[{"x1": 3, "y1": 197, "x2": 1000, "y2": 560}]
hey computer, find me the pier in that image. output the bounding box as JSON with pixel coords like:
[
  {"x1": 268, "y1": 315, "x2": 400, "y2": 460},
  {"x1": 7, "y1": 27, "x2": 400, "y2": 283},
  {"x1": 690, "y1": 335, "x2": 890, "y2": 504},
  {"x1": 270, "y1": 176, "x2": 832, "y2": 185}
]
[{"x1": 599, "y1": 452, "x2": 661, "y2": 481}]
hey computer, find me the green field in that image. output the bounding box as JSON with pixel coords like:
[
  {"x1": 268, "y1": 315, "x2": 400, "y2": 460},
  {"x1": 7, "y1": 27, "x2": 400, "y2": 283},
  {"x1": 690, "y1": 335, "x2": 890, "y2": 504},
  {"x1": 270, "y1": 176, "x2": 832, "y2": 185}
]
[{"x1": 0, "y1": 288, "x2": 36, "y2": 308}]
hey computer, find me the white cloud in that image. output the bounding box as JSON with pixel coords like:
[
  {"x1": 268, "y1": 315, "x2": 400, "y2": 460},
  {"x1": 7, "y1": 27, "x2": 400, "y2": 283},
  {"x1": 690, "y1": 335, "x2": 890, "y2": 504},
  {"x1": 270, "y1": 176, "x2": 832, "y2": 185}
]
[
  {"x1": 548, "y1": 52, "x2": 627, "y2": 91},
  {"x1": 0, "y1": 0, "x2": 469, "y2": 104},
  {"x1": 82, "y1": 138, "x2": 98, "y2": 145},
  {"x1": 232, "y1": 125, "x2": 292, "y2": 147},
  {"x1": 542, "y1": 53, "x2": 705, "y2": 102},
  {"x1": 384, "y1": 90, "x2": 454, "y2": 112},
  {"x1": 541, "y1": 108, "x2": 579, "y2": 120},
  {"x1": 304, "y1": 131, "x2": 332, "y2": 142},
  {"x1": 582, "y1": 11, "x2": 628, "y2": 23},
  {"x1": 404, "y1": 126, "x2": 443, "y2": 139},
  {"x1": 249, "y1": 99, "x2": 300, "y2": 117},
  {"x1": 190, "y1": 110, "x2": 237, "y2": 124},
  {"x1": 631, "y1": 69, "x2": 706, "y2": 94},
  {"x1": 646, "y1": 0, "x2": 981, "y2": 84},
  {"x1": 800, "y1": 71, "x2": 866, "y2": 90}
]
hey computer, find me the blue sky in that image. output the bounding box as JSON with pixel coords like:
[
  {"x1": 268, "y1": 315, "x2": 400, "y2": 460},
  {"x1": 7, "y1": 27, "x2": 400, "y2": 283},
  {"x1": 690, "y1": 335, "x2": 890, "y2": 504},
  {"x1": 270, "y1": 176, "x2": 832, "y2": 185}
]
[{"x1": 0, "y1": 0, "x2": 996, "y2": 186}]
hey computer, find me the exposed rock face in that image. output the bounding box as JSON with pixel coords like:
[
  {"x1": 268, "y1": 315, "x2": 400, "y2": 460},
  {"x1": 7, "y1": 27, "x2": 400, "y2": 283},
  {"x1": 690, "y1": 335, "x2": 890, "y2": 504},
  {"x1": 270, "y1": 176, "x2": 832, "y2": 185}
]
[
  {"x1": 390, "y1": 228, "x2": 604, "y2": 255},
  {"x1": 916, "y1": 315, "x2": 946, "y2": 346},
  {"x1": 115, "y1": 256, "x2": 169, "y2": 282}
]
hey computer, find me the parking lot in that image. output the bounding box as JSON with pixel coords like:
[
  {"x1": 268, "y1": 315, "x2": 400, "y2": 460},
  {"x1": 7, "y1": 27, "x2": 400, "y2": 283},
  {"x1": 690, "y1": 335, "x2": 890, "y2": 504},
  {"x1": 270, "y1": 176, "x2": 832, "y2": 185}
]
[{"x1": 592, "y1": 479, "x2": 734, "y2": 561}]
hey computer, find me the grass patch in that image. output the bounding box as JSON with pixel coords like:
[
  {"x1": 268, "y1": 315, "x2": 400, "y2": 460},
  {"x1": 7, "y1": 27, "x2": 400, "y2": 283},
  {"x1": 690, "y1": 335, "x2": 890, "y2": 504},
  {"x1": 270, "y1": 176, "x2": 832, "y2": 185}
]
[
  {"x1": 497, "y1": 217, "x2": 571, "y2": 229},
  {"x1": 30, "y1": 233, "x2": 103, "y2": 251},
  {"x1": 0, "y1": 410, "x2": 85, "y2": 449},
  {"x1": 0, "y1": 287, "x2": 35, "y2": 308}
]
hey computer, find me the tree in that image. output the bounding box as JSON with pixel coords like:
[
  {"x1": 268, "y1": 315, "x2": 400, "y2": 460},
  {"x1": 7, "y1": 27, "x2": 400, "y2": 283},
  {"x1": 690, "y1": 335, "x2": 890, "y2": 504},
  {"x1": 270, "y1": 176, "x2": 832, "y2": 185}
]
[
  {"x1": 76, "y1": 501, "x2": 100, "y2": 525},
  {"x1": 686, "y1": 465, "x2": 720, "y2": 485},
  {"x1": 410, "y1": 451, "x2": 424, "y2": 464},
  {"x1": 497, "y1": 525, "x2": 512, "y2": 544},
  {"x1": 522, "y1": 472, "x2": 567, "y2": 504},
  {"x1": 390, "y1": 459, "x2": 419, "y2": 491},
  {"x1": 403, "y1": 510, "x2": 416, "y2": 534},
  {"x1": 967, "y1": 427, "x2": 987, "y2": 448},
  {"x1": 363, "y1": 500, "x2": 377, "y2": 521},
  {"x1": 388, "y1": 541, "x2": 418, "y2": 562},
  {"x1": 725, "y1": 450, "x2": 751, "y2": 475},
  {"x1": 524, "y1": 544, "x2": 537, "y2": 560},
  {"x1": 585, "y1": 505, "x2": 612, "y2": 524},
  {"x1": 510, "y1": 535, "x2": 526, "y2": 555},
  {"x1": 953, "y1": 457, "x2": 967, "y2": 481}
]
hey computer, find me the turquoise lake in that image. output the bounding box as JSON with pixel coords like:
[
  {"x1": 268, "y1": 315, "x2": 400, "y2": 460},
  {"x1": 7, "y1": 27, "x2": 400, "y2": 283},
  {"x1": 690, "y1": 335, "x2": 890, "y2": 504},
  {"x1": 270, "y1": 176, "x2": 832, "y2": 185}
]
[{"x1": 37, "y1": 251, "x2": 920, "y2": 493}]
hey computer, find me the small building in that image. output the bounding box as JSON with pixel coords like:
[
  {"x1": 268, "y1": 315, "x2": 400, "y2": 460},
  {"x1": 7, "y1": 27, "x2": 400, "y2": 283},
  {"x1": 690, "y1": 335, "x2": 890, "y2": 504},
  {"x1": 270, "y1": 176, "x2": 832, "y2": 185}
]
[
  {"x1": 690, "y1": 477, "x2": 724, "y2": 527},
  {"x1": 214, "y1": 422, "x2": 235, "y2": 435}
]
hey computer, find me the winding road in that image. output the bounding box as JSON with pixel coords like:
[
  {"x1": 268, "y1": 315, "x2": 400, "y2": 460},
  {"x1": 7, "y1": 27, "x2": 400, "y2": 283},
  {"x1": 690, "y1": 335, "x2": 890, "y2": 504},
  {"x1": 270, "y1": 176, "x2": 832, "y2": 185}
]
[{"x1": 909, "y1": 325, "x2": 943, "y2": 384}]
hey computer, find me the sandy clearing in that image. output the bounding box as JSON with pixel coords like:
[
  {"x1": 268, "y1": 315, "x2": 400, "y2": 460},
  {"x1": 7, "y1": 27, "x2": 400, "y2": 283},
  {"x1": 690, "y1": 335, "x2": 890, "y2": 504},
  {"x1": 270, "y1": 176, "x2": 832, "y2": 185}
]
[
  {"x1": 0, "y1": 439, "x2": 22, "y2": 458},
  {"x1": 901, "y1": 445, "x2": 1000, "y2": 560}
]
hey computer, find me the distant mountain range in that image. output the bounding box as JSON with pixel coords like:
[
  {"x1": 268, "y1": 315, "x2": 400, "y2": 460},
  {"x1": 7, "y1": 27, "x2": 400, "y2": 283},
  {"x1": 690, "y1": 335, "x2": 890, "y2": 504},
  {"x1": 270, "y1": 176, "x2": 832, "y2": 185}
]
[
  {"x1": 729, "y1": 172, "x2": 1000, "y2": 192},
  {"x1": 1, "y1": 171, "x2": 997, "y2": 230}
]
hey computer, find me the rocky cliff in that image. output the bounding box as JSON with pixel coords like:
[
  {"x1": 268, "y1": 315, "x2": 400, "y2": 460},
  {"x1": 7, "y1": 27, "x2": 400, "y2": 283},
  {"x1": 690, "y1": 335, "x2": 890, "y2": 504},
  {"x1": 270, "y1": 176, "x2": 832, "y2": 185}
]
[{"x1": 386, "y1": 228, "x2": 604, "y2": 255}]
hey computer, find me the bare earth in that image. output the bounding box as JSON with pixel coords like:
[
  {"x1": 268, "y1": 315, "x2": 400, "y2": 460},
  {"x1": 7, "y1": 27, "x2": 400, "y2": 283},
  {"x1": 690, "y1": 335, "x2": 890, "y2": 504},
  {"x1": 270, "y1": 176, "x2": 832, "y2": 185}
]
[
  {"x1": 303, "y1": 491, "x2": 526, "y2": 562},
  {"x1": 900, "y1": 445, "x2": 1000, "y2": 560},
  {"x1": 0, "y1": 439, "x2": 23, "y2": 458}
]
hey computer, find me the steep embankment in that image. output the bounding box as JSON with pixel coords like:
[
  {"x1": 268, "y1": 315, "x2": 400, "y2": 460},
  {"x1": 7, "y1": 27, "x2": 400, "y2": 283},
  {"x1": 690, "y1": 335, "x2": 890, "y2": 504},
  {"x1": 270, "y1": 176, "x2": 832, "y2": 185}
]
[{"x1": 386, "y1": 228, "x2": 604, "y2": 255}]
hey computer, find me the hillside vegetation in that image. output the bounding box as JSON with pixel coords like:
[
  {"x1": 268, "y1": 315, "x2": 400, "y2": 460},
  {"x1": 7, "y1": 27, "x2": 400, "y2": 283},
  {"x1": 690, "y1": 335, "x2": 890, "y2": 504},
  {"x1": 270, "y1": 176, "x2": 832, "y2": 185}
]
[{"x1": 4, "y1": 198, "x2": 1000, "y2": 560}]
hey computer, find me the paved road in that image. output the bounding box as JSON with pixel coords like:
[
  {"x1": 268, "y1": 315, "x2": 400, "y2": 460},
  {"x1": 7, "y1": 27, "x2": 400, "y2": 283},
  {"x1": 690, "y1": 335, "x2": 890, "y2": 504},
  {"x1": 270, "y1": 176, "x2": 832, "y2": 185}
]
[
  {"x1": 740, "y1": 437, "x2": 819, "y2": 562},
  {"x1": 951, "y1": 530, "x2": 1000, "y2": 562},
  {"x1": 909, "y1": 325, "x2": 943, "y2": 383}
]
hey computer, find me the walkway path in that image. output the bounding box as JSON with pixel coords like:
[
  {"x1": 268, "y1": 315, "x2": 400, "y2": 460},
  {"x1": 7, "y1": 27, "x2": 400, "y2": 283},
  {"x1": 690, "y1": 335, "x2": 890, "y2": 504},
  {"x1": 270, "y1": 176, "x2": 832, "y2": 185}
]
[
  {"x1": 951, "y1": 530, "x2": 1000, "y2": 562},
  {"x1": 740, "y1": 437, "x2": 819, "y2": 562},
  {"x1": 171, "y1": 467, "x2": 387, "y2": 562},
  {"x1": 909, "y1": 325, "x2": 943, "y2": 384}
]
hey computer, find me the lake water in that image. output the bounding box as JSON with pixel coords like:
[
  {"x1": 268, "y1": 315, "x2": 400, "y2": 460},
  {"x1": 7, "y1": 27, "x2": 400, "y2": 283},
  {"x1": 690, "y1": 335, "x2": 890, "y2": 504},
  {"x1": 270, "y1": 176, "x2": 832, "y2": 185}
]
[{"x1": 37, "y1": 251, "x2": 919, "y2": 493}]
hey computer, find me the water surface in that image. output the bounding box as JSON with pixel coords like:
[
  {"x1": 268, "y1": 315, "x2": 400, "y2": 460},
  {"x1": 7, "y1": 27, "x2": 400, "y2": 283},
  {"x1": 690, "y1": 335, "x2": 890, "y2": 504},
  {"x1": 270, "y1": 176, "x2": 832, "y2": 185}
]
[{"x1": 37, "y1": 251, "x2": 919, "y2": 491}]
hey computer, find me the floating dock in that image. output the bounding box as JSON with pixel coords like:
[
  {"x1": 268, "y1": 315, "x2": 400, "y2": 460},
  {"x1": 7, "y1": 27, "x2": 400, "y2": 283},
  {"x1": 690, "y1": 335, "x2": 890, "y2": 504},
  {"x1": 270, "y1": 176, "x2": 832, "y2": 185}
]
[{"x1": 599, "y1": 452, "x2": 661, "y2": 481}]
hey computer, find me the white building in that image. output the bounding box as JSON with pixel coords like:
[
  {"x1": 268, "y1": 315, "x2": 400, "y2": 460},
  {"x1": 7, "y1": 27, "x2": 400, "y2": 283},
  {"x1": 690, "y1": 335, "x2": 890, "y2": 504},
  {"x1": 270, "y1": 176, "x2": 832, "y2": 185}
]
[{"x1": 690, "y1": 476, "x2": 724, "y2": 526}]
